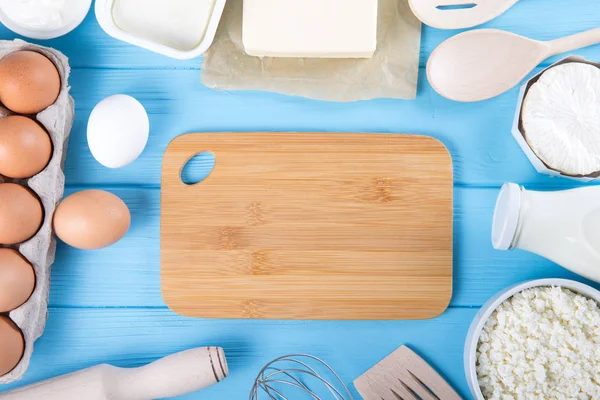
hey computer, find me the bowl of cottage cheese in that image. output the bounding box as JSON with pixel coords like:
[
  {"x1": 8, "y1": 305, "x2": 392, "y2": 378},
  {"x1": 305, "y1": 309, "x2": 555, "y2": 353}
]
[{"x1": 465, "y1": 279, "x2": 600, "y2": 400}]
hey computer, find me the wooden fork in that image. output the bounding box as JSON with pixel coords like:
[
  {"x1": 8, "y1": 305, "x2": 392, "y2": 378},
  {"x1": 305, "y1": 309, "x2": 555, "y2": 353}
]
[{"x1": 354, "y1": 346, "x2": 463, "y2": 400}]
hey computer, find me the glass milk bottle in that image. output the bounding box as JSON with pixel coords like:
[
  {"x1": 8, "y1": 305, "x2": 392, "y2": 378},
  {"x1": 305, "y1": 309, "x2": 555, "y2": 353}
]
[{"x1": 492, "y1": 182, "x2": 600, "y2": 283}]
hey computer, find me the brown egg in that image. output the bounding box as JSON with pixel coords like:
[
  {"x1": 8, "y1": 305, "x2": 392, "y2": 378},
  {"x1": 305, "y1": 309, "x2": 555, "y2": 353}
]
[
  {"x1": 0, "y1": 116, "x2": 52, "y2": 178},
  {"x1": 0, "y1": 183, "x2": 43, "y2": 245},
  {"x1": 53, "y1": 190, "x2": 131, "y2": 250},
  {"x1": 0, "y1": 249, "x2": 35, "y2": 312},
  {"x1": 0, "y1": 51, "x2": 61, "y2": 114},
  {"x1": 0, "y1": 316, "x2": 24, "y2": 377}
]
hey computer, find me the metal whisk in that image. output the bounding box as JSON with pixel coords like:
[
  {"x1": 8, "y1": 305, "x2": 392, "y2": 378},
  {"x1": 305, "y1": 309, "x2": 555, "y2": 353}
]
[{"x1": 250, "y1": 354, "x2": 354, "y2": 400}]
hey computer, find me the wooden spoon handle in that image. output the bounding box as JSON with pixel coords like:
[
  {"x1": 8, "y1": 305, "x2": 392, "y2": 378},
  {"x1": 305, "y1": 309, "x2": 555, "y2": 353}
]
[{"x1": 548, "y1": 27, "x2": 600, "y2": 56}]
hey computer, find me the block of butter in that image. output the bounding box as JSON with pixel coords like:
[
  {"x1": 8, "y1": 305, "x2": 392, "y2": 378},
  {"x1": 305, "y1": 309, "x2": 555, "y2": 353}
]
[{"x1": 242, "y1": 0, "x2": 378, "y2": 59}]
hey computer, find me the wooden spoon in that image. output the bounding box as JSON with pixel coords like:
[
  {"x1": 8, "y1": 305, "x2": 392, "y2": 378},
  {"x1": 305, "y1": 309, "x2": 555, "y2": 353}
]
[
  {"x1": 409, "y1": 0, "x2": 519, "y2": 29},
  {"x1": 427, "y1": 28, "x2": 600, "y2": 102}
]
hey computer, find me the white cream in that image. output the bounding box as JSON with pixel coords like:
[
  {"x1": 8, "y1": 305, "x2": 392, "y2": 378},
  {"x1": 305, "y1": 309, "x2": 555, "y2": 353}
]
[
  {"x1": 112, "y1": 0, "x2": 217, "y2": 51},
  {"x1": 0, "y1": 0, "x2": 89, "y2": 31},
  {"x1": 522, "y1": 63, "x2": 600, "y2": 176},
  {"x1": 493, "y1": 183, "x2": 600, "y2": 283}
]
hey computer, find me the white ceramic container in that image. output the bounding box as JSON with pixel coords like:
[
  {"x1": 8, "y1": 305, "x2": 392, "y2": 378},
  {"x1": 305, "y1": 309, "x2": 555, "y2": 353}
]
[
  {"x1": 511, "y1": 56, "x2": 600, "y2": 182},
  {"x1": 464, "y1": 278, "x2": 600, "y2": 400},
  {"x1": 0, "y1": 0, "x2": 92, "y2": 40},
  {"x1": 95, "y1": 0, "x2": 226, "y2": 59}
]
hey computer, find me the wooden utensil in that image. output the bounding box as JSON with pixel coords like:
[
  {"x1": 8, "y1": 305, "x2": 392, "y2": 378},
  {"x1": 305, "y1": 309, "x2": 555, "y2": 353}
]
[
  {"x1": 408, "y1": 0, "x2": 519, "y2": 29},
  {"x1": 354, "y1": 345, "x2": 463, "y2": 400},
  {"x1": 161, "y1": 133, "x2": 453, "y2": 320},
  {"x1": 0, "y1": 347, "x2": 227, "y2": 400},
  {"x1": 427, "y1": 27, "x2": 600, "y2": 102}
]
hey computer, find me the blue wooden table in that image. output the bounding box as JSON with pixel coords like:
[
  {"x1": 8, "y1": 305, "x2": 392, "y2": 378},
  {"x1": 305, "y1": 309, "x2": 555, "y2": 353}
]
[{"x1": 1, "y1": 1, "x2": 600, "y2": 398}]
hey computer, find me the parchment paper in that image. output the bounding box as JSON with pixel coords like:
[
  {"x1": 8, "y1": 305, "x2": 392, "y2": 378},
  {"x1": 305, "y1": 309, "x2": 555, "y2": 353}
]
[{"x1": 201, "y1": 0, "x2": 422, "y2": 102}]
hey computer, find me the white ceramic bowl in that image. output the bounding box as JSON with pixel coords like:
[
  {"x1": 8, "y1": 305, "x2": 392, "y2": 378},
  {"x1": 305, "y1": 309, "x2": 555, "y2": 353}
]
[
  {"x1": 0, "y1": 0, "x2": 92, "y2": 40},
  {"x1": 464, "y1": 278, "x2": 600, "y2": 400}
]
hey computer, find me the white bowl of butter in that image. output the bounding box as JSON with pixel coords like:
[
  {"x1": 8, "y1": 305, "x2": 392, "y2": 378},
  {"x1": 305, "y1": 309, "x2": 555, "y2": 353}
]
[
  {"x1": 0, "y1": 0, "x2": 92, "y2": 40},
  {"x1": 95, "y1": 0, "x2": 226, "y2": 59}
]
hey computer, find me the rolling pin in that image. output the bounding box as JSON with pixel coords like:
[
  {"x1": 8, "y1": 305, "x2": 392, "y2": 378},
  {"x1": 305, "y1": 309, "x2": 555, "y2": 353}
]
[{"x1": 0, "y1": 346, "x2": 227, "y2": 400}]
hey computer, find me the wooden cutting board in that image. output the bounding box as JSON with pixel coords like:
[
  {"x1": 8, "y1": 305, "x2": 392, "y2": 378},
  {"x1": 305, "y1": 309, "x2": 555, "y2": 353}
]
[{"x1": 161, "y1": 133, "x2": 453, "y2": 320}]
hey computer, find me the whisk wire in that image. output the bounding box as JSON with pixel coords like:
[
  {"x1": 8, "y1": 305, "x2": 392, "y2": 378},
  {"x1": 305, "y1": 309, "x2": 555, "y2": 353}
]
[
  {"x1": 250, "y1": 354, "x2": 354, "y2": 400},
  {"x1": 265, "y1": 380, "x2": 322, "y2": 400},
  {"x1": 266, "y1": 368, "x2": 346, "y2": 400},
  {"x1": 261, "y1": 383, "x2": 291, "y2": 400},
  {"x1": 266, "y1": 355, "x2": 351, "y2": 400},
  {"x1": 267, "y1": 370, "x2": 314, "y2": 392}
]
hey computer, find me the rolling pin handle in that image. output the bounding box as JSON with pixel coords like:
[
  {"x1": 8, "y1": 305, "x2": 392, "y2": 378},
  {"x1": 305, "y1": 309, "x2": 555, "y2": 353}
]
[{"x1": 114, "y1": 347, "x2": 228, "y2": 400}]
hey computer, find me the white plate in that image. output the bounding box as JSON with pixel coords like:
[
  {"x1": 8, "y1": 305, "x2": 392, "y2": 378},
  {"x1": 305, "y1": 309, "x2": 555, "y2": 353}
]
[
  {"x1": 95, "y1": 0, "x2": 226, "y2": 60},
  {"x1": 464, "y1": 278, "x2": 600, "y2": 400},
  {"x1": 0, "y1": 0, "x2": 92, "y2": 40}
]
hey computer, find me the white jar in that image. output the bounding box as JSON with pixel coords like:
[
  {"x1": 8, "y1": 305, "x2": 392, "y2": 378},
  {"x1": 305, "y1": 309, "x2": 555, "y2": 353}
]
[{"x1": 492, "y1": 183, "x2": 600, "y2": 283}]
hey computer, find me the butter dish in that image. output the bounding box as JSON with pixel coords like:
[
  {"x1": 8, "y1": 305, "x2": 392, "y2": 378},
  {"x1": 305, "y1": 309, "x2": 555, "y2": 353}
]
[{"x1": 95, "y1": 0, "x2": 226, "y2": 59}]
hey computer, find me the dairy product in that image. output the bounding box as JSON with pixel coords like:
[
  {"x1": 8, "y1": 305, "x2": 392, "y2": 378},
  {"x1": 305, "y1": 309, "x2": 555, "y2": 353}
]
[
  {"x1": 0, "y1": 0, "x2": 90, "y2": 32},
  {"x1": 522, "y1": 62, "x2": 600, "y2": 176},
  {"x1": 112, "y1": 0, "x2": 217, "y2": 51},
  {"x1": 493, "y1": 183, "x2": 600, "y2": 283},
  {"x1": 477, "y1": 286, "x2": 600, "y2": 399},
  {"x1": 242, "y1": 0, "x2": 378, "y2": 58}
]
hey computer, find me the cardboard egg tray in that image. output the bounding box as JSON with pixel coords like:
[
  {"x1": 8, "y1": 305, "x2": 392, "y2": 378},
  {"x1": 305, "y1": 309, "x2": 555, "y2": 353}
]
[{"x1": 0, "y1": 40, "x2": 74, "y2": 384}]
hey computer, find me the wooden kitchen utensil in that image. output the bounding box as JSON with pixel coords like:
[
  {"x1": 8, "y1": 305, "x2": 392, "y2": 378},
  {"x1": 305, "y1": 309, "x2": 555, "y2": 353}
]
[
  {"x1": 161, "y1": 133, "x2": 453, "y2": 320},
  {"x1": 409, "y1": 0, "x2": 519, "y2": 29},
  {"x1": 354, "y1": 345, "x2": 463, "y2": 400},
  {"x1": 0, "y1": 347, "x2": 227, "y2": 400},
  {"x1": 427, "y1": 27, "x2": 600, "y2": 102}
]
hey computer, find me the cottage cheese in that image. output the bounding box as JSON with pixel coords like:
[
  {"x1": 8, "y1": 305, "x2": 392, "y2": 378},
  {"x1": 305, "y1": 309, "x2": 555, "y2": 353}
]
[{"x1": 477, "y1": 286, "x2": 600, "y2": 400}]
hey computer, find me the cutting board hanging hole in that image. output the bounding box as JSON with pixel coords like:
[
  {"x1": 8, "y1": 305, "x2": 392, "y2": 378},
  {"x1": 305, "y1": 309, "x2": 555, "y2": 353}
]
[
  {"x1": 437, "y1": 3, "x2": 476, "y2": 10},
  {"x1": 180, "y1": 151, "x2": 215, "y2": 185}
]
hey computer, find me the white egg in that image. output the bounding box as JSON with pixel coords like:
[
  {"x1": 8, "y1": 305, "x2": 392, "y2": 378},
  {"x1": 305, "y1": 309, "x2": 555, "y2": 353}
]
[{"x1": 87, "y1": 94, "x2": 149, "y2": 168}]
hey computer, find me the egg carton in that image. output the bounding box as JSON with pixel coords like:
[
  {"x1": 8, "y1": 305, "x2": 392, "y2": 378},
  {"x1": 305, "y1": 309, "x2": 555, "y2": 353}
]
[
  {"x1": 0, "y1": 40, "x2": 74, "y2": 384},
  {"x1": 512, "y1": 56, "x2": 600, "y2": 182}
]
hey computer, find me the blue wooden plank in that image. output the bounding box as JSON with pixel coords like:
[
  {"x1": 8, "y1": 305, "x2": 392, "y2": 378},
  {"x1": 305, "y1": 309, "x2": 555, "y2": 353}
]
[
  {"x1": 0, "y1": 308, "x2": 476, "y2": 399},
  {"x1": 0, "y1": 0, "x2": 597, "y2": 69},
  {"x1": 46, "y1": 187, "x2": 600, "y2": 308},
  {"x1": 62, "y1": 66, "x2": 600, "y2": 188},
  {"x1": 0, "y1": 0, "x2": 598, "y2": 397}
]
